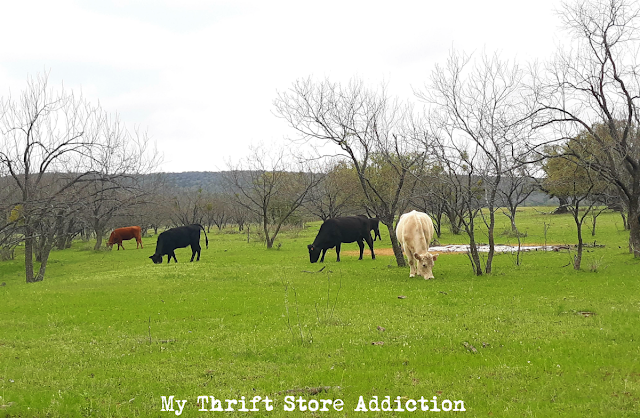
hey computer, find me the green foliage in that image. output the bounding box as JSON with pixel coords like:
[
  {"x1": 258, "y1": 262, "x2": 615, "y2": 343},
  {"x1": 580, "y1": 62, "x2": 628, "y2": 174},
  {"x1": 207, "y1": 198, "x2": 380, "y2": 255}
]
[
  {"x1": 0, "y1": 209, "x2": 639, "y2": 417},
  {"x1": 8, "y1": 205, "x2": 22, "y2": 224},
  {"x1": 542, "y1": 144, "x2": 606, "y2": 200}
]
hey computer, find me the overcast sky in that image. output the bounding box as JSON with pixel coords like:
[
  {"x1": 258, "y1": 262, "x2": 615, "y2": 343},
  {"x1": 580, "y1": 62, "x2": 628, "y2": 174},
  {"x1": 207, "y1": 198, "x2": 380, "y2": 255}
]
[{"x1": 0, "y1": 0, "x2": 564, "y2": 173}]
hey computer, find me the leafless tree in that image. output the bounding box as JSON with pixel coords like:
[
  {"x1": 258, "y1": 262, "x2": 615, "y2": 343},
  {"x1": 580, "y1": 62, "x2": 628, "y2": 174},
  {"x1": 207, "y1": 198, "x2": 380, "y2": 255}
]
[
  {"x1": 80, "y1": 116, "x2": 159, "y2": 249},
  {"x1": 532, "y1": 0, "x2": 640, "y2": 257},
  {"x1": 0, "y1": 73, "x2": 159, "y2": 282},
  {"x1": 113, "y1": 173, "x2": 167, "y2": 237},
  {"x1": 303, "y1": 159, "x2": 360, "y2": 221},
  {"x1": 224, "y1": 145, "x2": 322, "y2": 248},
  {"x1": 229, "y1": 201, "x2": 251, "y2": 232},
  {"x1": 409, "y1": 166, "x2": 450, "y2": 238},
  {"x1": 418, "y1": 50, "x2": 534, "y2": 274},
  {"x1": 543, "y1": 149, "x2": 607, "y2": 269},
  {"x1": 499, "y1": 163, "x2": 538, "y2": 233},
  {"x1": 126, "y1": 174, "x2": 172, "y2": 236},
  {"x1": 168, "y1": 187, "x2": 207, "y2": 227},
  {"x1": 201, "y1": 193, "x2": 232, "y2": 231},
  {"x1": 0, "y1": 175, "x2": 22, "y2": 260},
  {"x1": 274, "y1": 77, "x2": 428, "y2": 267}
]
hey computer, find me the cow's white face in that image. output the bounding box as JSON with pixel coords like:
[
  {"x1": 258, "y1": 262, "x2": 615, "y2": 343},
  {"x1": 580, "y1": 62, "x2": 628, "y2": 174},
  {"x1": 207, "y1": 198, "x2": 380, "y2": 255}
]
[{"x1": 414, "y1": 252, "x2": 438, "y2": 279}]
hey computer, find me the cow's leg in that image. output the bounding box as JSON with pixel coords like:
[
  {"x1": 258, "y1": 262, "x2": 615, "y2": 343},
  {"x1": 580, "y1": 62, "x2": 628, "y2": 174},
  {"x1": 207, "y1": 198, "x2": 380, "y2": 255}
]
[
  {"x1": 364, "y1": 235, "x2": 376, "y2": 260},
  {"x1": 406, "y1": 252, "x2": 416, "y2": 277},
  {"x1": 336, "y1": 243, "x2": 342, "y2": 262},
  {"x1": 320, "y1": 248, "x2": 328, "y2": 263},
  {"x1": 190, "y1": 243, "x2": 202, "y2": 262},
  {"x1": 357, "y1": 239, "x2": 365, "y2": 260}
]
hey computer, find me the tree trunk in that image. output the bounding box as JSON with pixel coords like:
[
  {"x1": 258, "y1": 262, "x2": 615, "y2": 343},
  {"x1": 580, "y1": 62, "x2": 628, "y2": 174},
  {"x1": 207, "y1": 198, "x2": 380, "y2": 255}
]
[
  {"x1": 35, "y1": 236, "x2": 44, "y2": 263},
  {"x1": 382, "y1": 219, "x2": 405, "y2": 267},
  {"x1": 448, "y1": 214, "x2": 459, "y2": 234},
  {"x1": 628, "y1": 202, "x2": 640, "y2": 258},
  {"x1": 24, "y1": 225, "x2": 36, "y2": 283},
  {"x1": 509, "y1": 208, "x2": 518, "y2": 232},
  {"x1": 620, "y1": 211, "x2": 629, "y2": 230},
  {"x1": 446, "y1": 209, "x2": 462, "y2": 234},
  {"x1": 554, "y1": 196, "x2": 569, "y2": 214},
  {"x1": 467, "y1": 229, "x2": 483, "y2": 276},
  {"x1": 56, "y1": 234, "x2": 66, "y2": 250},
  {"x1": 433, "y1": 213, "x2": 442, "y2": 239},
  {"x1": 94, "y1": 227, "x2": 104, "y2": 251},
  {"x1": 574, "y1": 220, "x2": 584, "y2": 270},
  {"x1": 485, "y1": 209, "x2": 496, "y2": 274},
  {"x1": 263, "y1": 215, "x2": 273, "y2": 249},
  {"x1": 35, "y1": 242, "x2": 53, "y2": 282},
  {"x1": 464, "y1": 217, "x2": 483, "y2": 276}
]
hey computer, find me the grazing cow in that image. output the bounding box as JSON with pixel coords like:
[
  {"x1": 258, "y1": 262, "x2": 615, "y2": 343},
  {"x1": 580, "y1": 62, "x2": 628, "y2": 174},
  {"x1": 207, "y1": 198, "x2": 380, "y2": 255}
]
[
  {"x1": 308, "y1": 216, "x2": 376, "y2": 263},
  {"x1": 149, "y1": 224, "x2": 209, "y2": 264},
  {"x1": 357, "y1": 215, "x2": 382, "y2": 241},
  {"x1": 107, "y1": 226, "x2": 143, "y2": 250},
  {"x1": 396, "y1": 210, "x2": 438, "y2": 279}
]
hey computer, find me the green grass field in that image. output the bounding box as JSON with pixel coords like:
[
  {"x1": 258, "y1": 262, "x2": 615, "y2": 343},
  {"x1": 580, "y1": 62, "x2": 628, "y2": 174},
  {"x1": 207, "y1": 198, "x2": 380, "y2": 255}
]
[{"x1": 1, "y1": 208, "x2": 639, "y2": 417}]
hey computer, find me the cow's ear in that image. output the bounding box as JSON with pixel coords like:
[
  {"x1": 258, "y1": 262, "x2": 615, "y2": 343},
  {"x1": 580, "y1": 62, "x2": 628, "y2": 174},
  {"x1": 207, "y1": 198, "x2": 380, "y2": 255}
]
[
  {"x1": 433, "y1": 253, "x2": 439, "y2": 261},
  {"x1": 308, "y1": 245, "x2": 313, "y2": 250},
  {"x1": 414, "y1": 252, "x2": 421, "y2": 260}
]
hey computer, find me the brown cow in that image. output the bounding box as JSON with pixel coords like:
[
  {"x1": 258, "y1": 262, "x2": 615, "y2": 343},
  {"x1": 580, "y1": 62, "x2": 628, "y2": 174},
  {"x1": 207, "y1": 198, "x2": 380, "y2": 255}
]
[{"x1": 107, "y1": 226, "x2": 143, "y2": 250}]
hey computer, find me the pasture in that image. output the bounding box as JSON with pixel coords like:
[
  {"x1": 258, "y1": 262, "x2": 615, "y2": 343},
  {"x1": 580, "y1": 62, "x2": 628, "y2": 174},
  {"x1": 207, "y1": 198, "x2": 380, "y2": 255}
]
[{"x1": 0, "y1": 208, "x2": 639, "y2": 417}]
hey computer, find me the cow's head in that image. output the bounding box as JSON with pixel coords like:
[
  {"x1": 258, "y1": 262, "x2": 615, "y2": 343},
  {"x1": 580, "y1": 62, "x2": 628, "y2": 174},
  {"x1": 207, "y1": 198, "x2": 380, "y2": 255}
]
[
  {"x1": 106, "y1": 241, "x2": 114, "y2": 249},
  {"x1": 414, "y1": 252, "x2": 438, "y2": 279},
  {"x1": 149, "y1": 254, "x2": 163, "y2": 264},
  {"x1": 308, "y1": 244, "x2": 321, "y2": 263}
]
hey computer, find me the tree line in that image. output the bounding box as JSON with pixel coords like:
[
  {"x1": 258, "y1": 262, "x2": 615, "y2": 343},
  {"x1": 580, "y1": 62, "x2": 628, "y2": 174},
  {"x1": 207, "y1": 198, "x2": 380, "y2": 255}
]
[
  {"x1": 2, "y1": 0, "x2": 640, "y2": 281},
  {"x1": 272, "y1": 0, "x2": 640, "y2": 272}
]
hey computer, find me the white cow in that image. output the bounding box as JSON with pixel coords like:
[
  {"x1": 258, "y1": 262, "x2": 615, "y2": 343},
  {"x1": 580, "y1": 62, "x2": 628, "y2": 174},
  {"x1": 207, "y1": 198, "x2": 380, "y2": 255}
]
[{"x1": 396, "y1": 210, "x2": 438, "y2": 279}]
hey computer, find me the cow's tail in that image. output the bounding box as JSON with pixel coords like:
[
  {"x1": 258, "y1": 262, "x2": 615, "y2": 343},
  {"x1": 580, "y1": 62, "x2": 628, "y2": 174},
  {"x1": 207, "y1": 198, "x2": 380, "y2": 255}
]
[{"x1": 197, "y1": 224, "x2": 209, "y2": 249}]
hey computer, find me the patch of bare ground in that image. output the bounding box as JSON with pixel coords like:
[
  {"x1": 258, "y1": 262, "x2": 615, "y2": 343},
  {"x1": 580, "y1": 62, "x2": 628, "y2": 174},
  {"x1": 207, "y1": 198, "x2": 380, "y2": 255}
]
[{"x1": 342, "y1": 244, "x2": 570, "y2": 257}]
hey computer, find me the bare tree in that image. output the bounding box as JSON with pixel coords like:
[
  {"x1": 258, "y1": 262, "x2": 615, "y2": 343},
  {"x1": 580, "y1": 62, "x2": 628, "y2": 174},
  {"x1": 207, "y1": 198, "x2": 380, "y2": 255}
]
[
  {"x1": 274, "y1": 77, "x2": 427, "y2": 267},
  {"x1": 229, "y1": 202, "x2": 251, "y2": 232},
  {"x1": 224, "y1": 145, "x2": 321, "y2": 248},
  {"x1": 0, "y1": 73, "x2": 158, "y2": 282},
  {"x1": 499, "y1": 164, "x2": 538, "y2": 233},
  {"x1": 202, "y1": 193, "x2": 232, "y2": 231},
  {"x1": 543, "y1": 146, "x2": 608, "y2": 269},
  {"x1": 304, "y1": 159, "x2": 360, "y2": 221},
  {"x1": 418, "y1": 50, "x2": 534, "y2": 274},
  {"x1": 411, "y1": 164, "x2": 467, "y2": 239},
  {"x1": 169, "y1": 187, "x2": 207, "y2": 227},
  {"x1": 532, "y1": 0, "x2": 640, "y2": 257},
  {"x1": 0, "y1": 176, "x2": 22, "y2": 260},
  {"x1": 81, "y1": 116, "x2": 159, "y2": 250}
]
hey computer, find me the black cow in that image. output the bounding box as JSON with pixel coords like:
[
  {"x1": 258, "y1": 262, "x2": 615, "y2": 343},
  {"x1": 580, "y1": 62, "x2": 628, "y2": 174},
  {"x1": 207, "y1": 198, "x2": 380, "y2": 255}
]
[
  {"x1": 149, "y1": 224, "x2": 209, "y2": 264},
  {"x1": 308, "y1": 216, "x2": 376, "y2": 263},
  {"x1": 357, "y1": 215, "x2": 382, "y2": 241}
]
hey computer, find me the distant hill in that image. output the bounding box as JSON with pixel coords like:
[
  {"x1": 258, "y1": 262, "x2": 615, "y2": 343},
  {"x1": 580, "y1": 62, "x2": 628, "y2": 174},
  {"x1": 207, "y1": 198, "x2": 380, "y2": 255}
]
[
  {"x1": 158, "y1": 171, "x2": 226, "y2": 192},
  {"x1": 152, "y1": 171, "x2": 558, "y2": 206}
]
